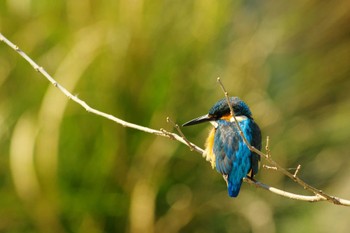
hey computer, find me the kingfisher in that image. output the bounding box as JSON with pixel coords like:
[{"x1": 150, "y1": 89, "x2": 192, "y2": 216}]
[{"x1": 182, "y1": 97, "x2": 261, "y2": 197}]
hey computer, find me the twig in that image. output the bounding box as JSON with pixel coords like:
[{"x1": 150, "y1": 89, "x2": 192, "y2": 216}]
[
  {"x1": 1, "y1": 33, "x2": 350, "y2": 206},
  {"x1": 217, "y1": 77, "x2": 252, "y2": 148},
  {"x1": 244, "y1": 178, "x2": 350, "y2": 205},
  {"x1": 293, "y1": 164, "x2": 301, "y2": 178},
  {"x1": 252, "y1": 147, "x2": 342, "y2": 205},
  {"x1": 0, "y1": 33, "x2": 205, "y2": 155},
  {"x1": 262, "y1": 165, "x2": 278, "y2": 171},
  {"x1": 265, "y1": 136, "x2": 271, "y2": 157},
  {"x1": 167, "y1": 117, "x2": 195, "y2": 151},
  {"x1": 216, "y1": 77, "x2": 234, "y2": 115},
  {"x1": 263, "y1": 165, "x2": 302, "y2": 172}
]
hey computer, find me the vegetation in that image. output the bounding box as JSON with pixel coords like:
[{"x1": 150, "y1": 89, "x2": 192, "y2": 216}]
[{"x1": 1, "y1": 1, "x2": 350, "y2": 232}]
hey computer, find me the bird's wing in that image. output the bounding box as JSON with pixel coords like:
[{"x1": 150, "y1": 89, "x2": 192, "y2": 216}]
[
  {"x1": 214, "y1": 121, "x2": 254, "y2": 197},
  {"x1": 213, "y1": 123, "x2": 240, "y2": 175},
  {"x1": 249, "y1": 120, "x2": 262, "y2": 177}
]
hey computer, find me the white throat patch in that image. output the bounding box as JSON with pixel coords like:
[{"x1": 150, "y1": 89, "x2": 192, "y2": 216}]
[
  {"x1": 210, "y1": 115, "x2": 248, "y2": 128},
  {"x1": 230, "y1": 115, "x2": 248, "y2": 122},
  {"x1": 210, "y1": 121, "x2": 218, "y2": 128}
]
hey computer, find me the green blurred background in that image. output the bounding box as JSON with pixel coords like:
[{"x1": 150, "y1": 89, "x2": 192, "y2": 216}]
[{"x1": 1, "y1": 1, "x2": 350, "y2": 232}]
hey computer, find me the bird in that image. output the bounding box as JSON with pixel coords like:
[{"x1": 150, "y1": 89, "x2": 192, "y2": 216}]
[{"x1": 182, "y1": 97, "x2": 261, "y2": 197}]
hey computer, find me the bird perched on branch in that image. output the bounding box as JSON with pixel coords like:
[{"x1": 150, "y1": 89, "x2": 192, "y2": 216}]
[{"x1": 183, "y1": 97, "x2": 261, "y2": 197}]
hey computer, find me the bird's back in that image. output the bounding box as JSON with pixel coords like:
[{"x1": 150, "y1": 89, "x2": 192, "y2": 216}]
[{"x1": 213, "y1": 118, "x2": 261, "y2": 197}]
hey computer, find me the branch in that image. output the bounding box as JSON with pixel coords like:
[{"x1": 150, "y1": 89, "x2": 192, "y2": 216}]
[
  {"x1": 0, "y1": 33, "x2": 203, "y2": 155},
  {"x1": 244, "y1": 178, "x2": 350, "y2": 205},
  {"x1": 217, "y1": 77, "x2": 252, "y2": 147},
  {"x1": 1, "y1": 33, "x2": 349, "y2": 206}
]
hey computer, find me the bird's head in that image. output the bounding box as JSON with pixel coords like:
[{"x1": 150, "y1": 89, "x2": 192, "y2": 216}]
[{"x1": 182, "y1": 97, "x2": 252, "y2": 127}]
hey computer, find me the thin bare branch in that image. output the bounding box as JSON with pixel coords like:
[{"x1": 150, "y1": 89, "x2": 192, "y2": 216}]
[
  {"x1": 293, "y1": 164, "x2": 302, "y2": 178},
  {"x1": 244, "y1": 178, "x2": 350, "y2": 205},
  {"x1": 263, "y1": 165, "x2": 302, "y2": 172},
  {"x1": 167, "y1": 117, "x2": 195, "y2": 151},
  {"x1": 262, "y1": 165, "x2": 278, "y2": 171},
  {"x1": 1, "y1": 32, "x2": 349, "y2": 206},
  {"x1": 217, "y1": 77, "x2": 235, "y2": 116},
  {"x1": 0, "y1": 33, "x2": 205, "y2": 154},
  {"x1": 265, "y1": 136, "x2": 271, "y2": 157},
  {"x1": 217, "y1": 77, "x2": 252, "y2": 149}
]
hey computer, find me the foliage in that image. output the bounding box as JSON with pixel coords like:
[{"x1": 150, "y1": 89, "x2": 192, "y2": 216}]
[{"x1": 1, "y1": 1, "x2": 350, "y2": 232}]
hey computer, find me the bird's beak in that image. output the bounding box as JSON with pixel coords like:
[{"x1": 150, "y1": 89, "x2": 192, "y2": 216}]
[{"x1": 182, "y1": 114, "x2": 214, "y2": 127}]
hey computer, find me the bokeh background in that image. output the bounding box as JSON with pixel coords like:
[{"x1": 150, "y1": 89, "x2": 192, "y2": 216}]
[{"x1": 1, "y1": 1, "x2": 350, "y2": 232}]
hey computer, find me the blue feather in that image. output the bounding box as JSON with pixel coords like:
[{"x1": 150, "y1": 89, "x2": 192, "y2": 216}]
[{"x1": 214, "y1": 118, "x2": 255, "y2": 197}]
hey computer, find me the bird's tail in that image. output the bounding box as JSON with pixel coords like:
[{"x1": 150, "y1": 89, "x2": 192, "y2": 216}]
[{"x1": 227, "y1": 178, "x2": 243, "y2": 197}]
